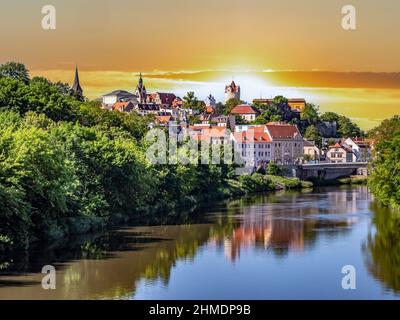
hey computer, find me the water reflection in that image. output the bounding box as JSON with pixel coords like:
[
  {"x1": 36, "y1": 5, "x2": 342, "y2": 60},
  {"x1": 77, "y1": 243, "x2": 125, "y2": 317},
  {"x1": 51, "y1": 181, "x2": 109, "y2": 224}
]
[
  {"x1": 365, "y1": 203, "x2": 400, "y2": 294},
  {"x1": 209, "y1": 187, "x2": 369, "y2": 262},
  {"x1": 0, "y1": 186, "x2": 398, "y2": 299}
]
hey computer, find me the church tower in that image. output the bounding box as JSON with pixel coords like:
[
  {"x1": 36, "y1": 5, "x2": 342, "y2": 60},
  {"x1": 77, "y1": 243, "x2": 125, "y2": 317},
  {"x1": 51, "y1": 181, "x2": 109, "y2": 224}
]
[
  {"x1": 71, "y1": 66, "x2": 83, "y2": 100},
  {"x1": 136, "y1": 73, "x2": 147, "y2": 103},
  {"x1": 224, "y1": 80, "x2": 240, "y2": 103}
]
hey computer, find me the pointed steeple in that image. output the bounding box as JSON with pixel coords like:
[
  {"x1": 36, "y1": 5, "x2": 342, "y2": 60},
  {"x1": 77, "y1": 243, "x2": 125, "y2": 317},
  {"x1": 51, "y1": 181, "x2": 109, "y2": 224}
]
[
  {"x1": 136, "y1": 72, "x2": 147, "y2": 103},
  {"x1": 138, "y1": 72, "x2": 143, "y2": 87},
  {"x1": 72, "y1": 66, "x2": 83, "y2": 94}
]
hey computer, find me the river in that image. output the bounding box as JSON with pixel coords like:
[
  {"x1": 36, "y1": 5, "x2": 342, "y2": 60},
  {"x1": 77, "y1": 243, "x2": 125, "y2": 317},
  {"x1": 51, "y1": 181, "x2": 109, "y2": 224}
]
[{"x1": 0, "y1": 186, "x2": 399, "y2": 300}]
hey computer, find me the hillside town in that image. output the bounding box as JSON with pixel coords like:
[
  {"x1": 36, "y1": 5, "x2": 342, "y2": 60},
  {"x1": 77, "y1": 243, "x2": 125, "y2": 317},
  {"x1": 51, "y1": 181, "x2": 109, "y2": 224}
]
[{"x1": 71, "y1": 68, "x2": 374, "y2": 168}]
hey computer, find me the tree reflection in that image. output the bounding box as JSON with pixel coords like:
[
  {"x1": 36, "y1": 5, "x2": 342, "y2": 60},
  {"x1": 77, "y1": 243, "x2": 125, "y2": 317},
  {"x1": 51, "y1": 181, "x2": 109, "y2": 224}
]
[{"x1": 366, "y1": 202, "x2": 400, "y2": 293}]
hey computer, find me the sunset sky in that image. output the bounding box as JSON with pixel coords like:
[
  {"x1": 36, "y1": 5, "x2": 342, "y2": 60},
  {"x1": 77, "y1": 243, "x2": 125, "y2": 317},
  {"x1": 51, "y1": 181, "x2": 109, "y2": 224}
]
[{"x1": 1, "y1": 0, "x2": 400, "y2": 129}]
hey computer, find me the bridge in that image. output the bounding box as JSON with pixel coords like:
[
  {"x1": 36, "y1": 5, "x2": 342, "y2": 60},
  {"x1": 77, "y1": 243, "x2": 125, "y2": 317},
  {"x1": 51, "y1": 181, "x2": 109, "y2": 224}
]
[{"x1": 286, "y1": 162, "x2": 369, "y2": 181}]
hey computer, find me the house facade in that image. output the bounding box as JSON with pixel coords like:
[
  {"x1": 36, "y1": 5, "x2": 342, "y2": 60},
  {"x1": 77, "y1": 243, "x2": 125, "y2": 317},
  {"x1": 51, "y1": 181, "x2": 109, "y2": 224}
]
[
  {"x1": 326, "y1": 143, "x2": 356, "y2": 163},
  {"x1": 303, "y1": 140, "x2": 320, "y2": 161},
  {"x1": 231, "y1": 123, "x2": 304, "y2": 166},
  {"x1": 232, "y1": 130, "x2": 273, "y2": 167},
  {"x1": 230, "y1": 105, "x2": 259, "y2": 122},
  {"x1": 266, "y1": 122, "x2": 304, "y2": 164}
]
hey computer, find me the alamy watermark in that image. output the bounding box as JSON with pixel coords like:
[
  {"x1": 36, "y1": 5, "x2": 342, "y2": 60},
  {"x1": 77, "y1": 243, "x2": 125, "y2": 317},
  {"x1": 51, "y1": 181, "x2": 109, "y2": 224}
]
[
  {"x1": 342, "y1": 5, "x2": 356, "y2": 30},
  {"x1": 341, "y1": 265, "x2": 356, "y2": 290},
  {"x1": 41, "y1": 5, "x2": 56, "y2": 30},
  {"x1": 145, "y1": 126, "x2": 256, "y2": 175},
  {"x1": 41, "y1": 265, "x2": 56, "y2": 290}
]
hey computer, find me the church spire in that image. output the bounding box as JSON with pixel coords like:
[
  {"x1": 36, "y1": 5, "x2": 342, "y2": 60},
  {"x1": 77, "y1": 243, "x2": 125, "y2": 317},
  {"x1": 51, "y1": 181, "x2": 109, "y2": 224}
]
[{"x1": 71, "y1": 66, "x2": 83, "y2": 100}]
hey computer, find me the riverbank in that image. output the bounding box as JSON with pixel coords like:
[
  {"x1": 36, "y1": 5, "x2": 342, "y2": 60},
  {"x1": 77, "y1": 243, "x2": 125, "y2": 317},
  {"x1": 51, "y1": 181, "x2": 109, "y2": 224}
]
[{"x1": 307, "y1": 175, "x2": 368, "y2": 186}]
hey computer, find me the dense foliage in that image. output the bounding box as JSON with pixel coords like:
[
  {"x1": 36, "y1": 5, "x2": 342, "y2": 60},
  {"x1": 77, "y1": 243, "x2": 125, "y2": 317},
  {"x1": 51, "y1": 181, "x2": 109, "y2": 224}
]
[{"x1": 368, "y1": 116, "x2": 400, "y2": 207}]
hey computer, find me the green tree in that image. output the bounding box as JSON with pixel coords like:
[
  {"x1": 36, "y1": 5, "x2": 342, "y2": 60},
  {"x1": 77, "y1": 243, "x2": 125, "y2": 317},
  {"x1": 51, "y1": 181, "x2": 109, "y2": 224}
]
[
  {"x1": 304, "y1": 125, "x2": 322, "y2": 147},
  {"x1": 224, "y1": 98, "x2": 242, "y2": 115},
  {"x1": 320, "y1": 112, "x2": 340, "y2": 123},
  {"x1": 369, "y1": 117, "x2": 400, "y2": 207},
  {"x1": 368, "y1": 115, "x2": 400, "y2": 142},
  {"x1": 183, "y1": 92, "x2": 202, "y2": 113},
  {"x1": 301, "y1": 103, "x2": 320, "y2": 124},
  {"x1": 337, "y1": 115, "x2": 362, "y2": 137},
  {"x1": 0, "y1": 62, "x2": 30, "y2": 84},
  {"x1": 266, "y1": 161, "x2": 279, "y2": 175}
]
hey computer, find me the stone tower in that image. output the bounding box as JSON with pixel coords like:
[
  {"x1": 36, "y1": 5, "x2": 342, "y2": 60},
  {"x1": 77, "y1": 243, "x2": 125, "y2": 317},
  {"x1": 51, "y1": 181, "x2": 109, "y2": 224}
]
[
  {"x1": 224, "y1": 80, "x2": 240, "y2": 103},
  {"x1": 135, "y1": 73, "x2": 147, "y2": 103}
]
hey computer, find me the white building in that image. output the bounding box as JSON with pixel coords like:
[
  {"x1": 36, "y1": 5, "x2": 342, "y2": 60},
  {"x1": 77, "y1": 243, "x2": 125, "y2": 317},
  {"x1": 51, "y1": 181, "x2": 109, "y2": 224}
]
[
  {"x1": 326, "y1": 142, "x2": 356, "y2": 163},
  {"x1": 230, "y1": 105, "x2": 259, "y2": 122},
  {"x1": 344, "y1": 138, "x2": 372, "y2": 162},
  {"x1": 102, "y1": 90, "x2": 138, "y2": 110},
  {"x1": 231, "y1": 123, "x2": 304, "y2": 166},
  {"x1": 266, "y1": 123, "x2": 304, "y2": 165},
  {"x1": 303, "y1": 140, "x2": 320, "y2": 161},
  {"x1": 232, "y1": 130, "x2": 273, "y2": 167}
]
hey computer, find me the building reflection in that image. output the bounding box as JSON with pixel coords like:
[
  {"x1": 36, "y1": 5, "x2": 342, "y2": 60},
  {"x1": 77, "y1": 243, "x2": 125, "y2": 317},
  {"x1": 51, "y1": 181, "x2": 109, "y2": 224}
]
[{"x1": 210, "y1": 186, "x2": 370, "y2": 262}]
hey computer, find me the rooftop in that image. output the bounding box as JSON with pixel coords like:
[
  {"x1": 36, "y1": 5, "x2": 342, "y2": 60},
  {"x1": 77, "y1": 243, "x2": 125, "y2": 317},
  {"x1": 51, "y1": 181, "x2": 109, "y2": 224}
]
[{"x1": 231, "y1": 105, "x2": 259, "y2": 115}]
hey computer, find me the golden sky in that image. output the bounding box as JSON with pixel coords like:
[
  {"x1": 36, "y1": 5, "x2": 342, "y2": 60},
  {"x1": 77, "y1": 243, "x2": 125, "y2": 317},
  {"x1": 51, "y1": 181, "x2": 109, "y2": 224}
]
[{"x1": 1, "y1": 0, "x2": 400, "y2": 129}]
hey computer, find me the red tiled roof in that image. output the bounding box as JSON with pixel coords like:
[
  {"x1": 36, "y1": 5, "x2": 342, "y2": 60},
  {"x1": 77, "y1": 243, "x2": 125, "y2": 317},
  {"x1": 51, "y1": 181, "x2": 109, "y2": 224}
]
[
  {"x1": 189, "y1": 125, "x2": 212, "y2": 131},
  {"x1": 147, "y1": 93, "x2": 177, "y2": 105},
  {"x1": 205, "y1": 106, "x2": 215, "y2": 114},
  {"x1": 156, "y1": 115, "x2": 172, "y2": 124},
  {"x1": 233, "y1": 131, "x2": 271, "y2": 143},
  {"x1": 329, "y1": 143, "x2": 353, "y2": 153},
  {"x1": 330, "y1": 143, "x2": 342, "y2": 149},
  {"x1": 112, "y1": 101, "x2": 134, "y2": 112},
  {"x1": 266, "y1": 123, "x2": 301, "y2": 139},
  {"x1": 231, "y1": 105, "x2": 258, "y2": 115},
  {"x1": 190, "y1": 126, "x2": 229, "y2": 141},
  {"x1": 113, "y1": 101, "x2": 129, "y2": 108},
  {"x1": 157, "y1": 93, "x2": 176, "y2": 104}
]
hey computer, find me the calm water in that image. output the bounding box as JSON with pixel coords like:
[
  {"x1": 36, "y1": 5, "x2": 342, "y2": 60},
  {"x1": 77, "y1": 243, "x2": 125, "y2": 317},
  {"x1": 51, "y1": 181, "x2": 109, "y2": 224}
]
[{"x1": 0, "y1": 186, "x2": 399, "y2": 300}]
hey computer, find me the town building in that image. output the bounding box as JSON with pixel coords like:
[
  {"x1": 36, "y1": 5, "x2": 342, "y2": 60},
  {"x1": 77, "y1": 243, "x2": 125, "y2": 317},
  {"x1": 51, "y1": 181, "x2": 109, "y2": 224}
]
[
  {"x1": 344, "y1": 138, "x2": 372, "y2": 162},
  {"x1": 102, "y1": 90, "x2": 137, "y2": 110},
  {"x1": 232, "y1": 129, "x2": 273, "y2": 167},
  {"x1": 265, "y1": 122, "x2": 304, "y2": 164},
  {"x1": 172, "y1": 97, "x2": 183, "y2": 109},
  {"x1": 112, "y1": 101, "x2": 136, "y2": 113},
  {"x1": 303, "y1": 140, "x2": 320, "y2": 161},
  {"x1": 155, "y1": 114, "x2": 176, "y2": 126},
  {"x1": 230, "y1": 105, "x2": 259, "y2": 122},
  {"x1": 211, "y1": 115, "x2": 236, "y2": 130},
  {"x1": 188, "y1": 125, "x2": 231, "y2": 145},
  {"x1": 326, "y1": 142, "x2": 356, "y2": 163},
  {"x1": 134, "y1": 103, "x2": 160, "y2": 116},
  {"x1": 232, "y1": 123, "x2": 304, "y2": 166},
  {"x1": 147, "y1": 92, "x2": 177, "y2": 108},
  {"x1": 225, "y1": 80, "x2": 241, "y2": 103}
]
